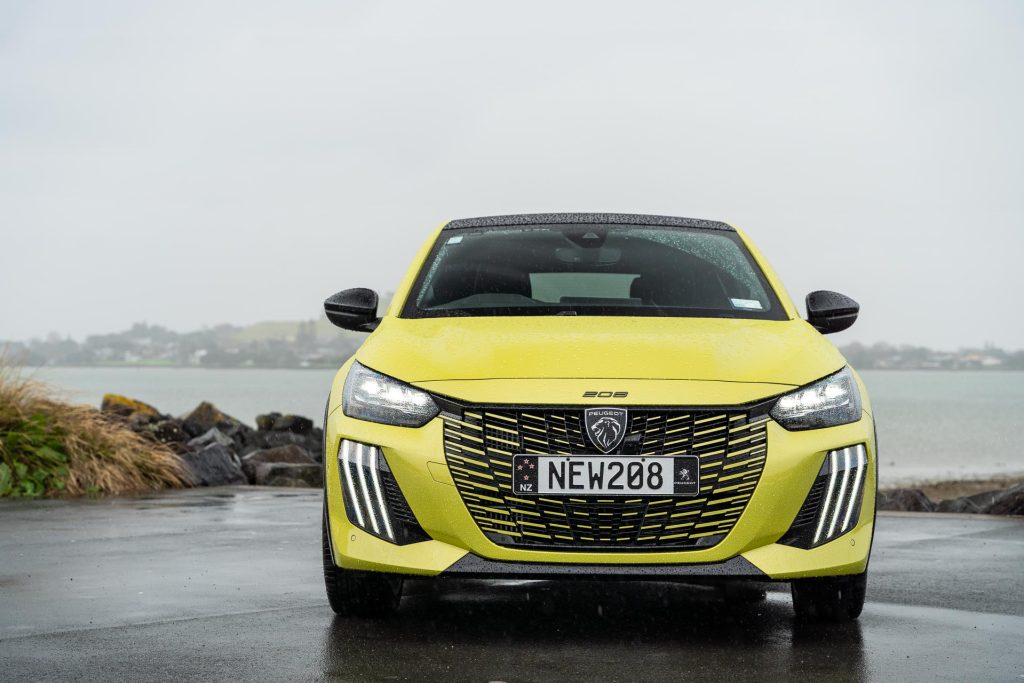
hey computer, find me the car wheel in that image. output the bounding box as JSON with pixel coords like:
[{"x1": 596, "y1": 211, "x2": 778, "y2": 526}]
[
  {"x1": 322, "y1": 502, "x2": 403, "y2": 617},
  {"x1": 791, "y1": 572, "x2": 867, "y2": 622}
]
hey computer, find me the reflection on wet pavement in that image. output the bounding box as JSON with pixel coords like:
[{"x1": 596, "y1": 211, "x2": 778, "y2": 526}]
[
  {"x1": 320, "y1": 581, "x2": 868, "y2": 681},
  {"x1": 1, "y1": 488, "x2": 1020, "y2": 681}
]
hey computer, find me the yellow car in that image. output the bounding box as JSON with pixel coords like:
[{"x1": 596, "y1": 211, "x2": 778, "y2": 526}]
[{"x1": 321, "y1": 213, "x2": 875, "y2": 622}]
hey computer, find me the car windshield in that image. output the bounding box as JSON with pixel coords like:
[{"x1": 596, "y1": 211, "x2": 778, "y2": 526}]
[{"x1": 402, "y1": 224, "x2": 786, "y2": 320}]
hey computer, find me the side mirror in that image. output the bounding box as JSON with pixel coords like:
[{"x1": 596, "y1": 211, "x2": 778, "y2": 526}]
[
  {"x1": 324, "y1": 288, "x2": 381, "y2": 332},
  {"x1": 806, "y1": 290, "x2": 859, "y2": 334}
]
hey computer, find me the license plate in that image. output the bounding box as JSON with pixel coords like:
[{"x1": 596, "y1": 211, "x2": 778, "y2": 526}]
[{"x1": 511, "y1": 454, "x2": 700, "y2": 496}]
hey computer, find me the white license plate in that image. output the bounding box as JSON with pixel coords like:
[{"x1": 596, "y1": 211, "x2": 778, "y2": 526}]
[{"x1": 511, "y1": 454, "x2": 700, "y2": 496}]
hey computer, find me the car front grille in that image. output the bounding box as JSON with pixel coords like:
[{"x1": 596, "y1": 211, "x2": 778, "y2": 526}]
[{"x1": 441, "y1": 403, "x2": 769, "y2": 551}]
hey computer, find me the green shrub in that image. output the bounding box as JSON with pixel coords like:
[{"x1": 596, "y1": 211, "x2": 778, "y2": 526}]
[
  {"x1": 0, "y1": 359, "x2": 188, "y2": 497},
  {"x1": 0, "y1": 413, "x2": 71, "y2": 497}
]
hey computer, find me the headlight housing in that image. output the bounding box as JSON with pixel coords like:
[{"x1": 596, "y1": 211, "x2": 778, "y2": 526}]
[
  {"x1": 770, "y1": 366, "x2": 862, "y2": 430},
  {"x1": 342, "y1": 361, "x2": 439, "y2": 427}
]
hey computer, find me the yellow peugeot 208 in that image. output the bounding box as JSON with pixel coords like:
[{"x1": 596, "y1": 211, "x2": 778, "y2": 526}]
[{"x1": 321, "y1": 213, "x2": 875, "y2": 622}]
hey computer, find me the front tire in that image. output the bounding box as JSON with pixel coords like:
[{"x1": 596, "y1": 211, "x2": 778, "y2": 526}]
[
  {"x1": 791, "y1": 572, "x2": 867, "y2": 622},
  {"x1": 322, "y1": 503, "x2": 403, "y2": 617}
]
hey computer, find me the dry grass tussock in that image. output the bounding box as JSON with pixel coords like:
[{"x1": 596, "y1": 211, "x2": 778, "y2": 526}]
[{"x1": 0, "y1": 357, "x2": 189, "y2": 496}]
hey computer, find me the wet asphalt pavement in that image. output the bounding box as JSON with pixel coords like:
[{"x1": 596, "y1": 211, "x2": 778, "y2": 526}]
[{"x1": 0, "y1": 488, "x2": 1021, "y2": 682}]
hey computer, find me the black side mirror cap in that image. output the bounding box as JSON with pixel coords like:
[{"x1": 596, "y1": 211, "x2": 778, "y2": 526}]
[
  {"x1": 324, "y1": 288, "x2": 381, "y2": 332},
  {"x1": 806, "y1": 290, "x2": 859, "y2": 334}
]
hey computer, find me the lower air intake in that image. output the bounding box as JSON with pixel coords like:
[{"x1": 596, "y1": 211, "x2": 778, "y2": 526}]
[
  {"x1": 337, "y1": 440, "x2": 429, "y2": 545},
  {"x1": 780, "y1": 444, "x2": 869, "y2": 549}
]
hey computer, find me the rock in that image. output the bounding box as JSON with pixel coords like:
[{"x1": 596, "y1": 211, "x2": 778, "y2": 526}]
[
  {"x1": 240, "y1": 445, "x2": 315, "y2": 482},
  {"x1": 255, "y1": 412, "x2": 314, "y2": 435},
  {"x1": 965, "y1": 489, "x2": 1006, "y2": 511},
  {"x1": 935, "y1": 497, "x2": 982, "y2": 514},
  {"x1": 179, "y1": 443, "x2": 246, "y2": 487},
  {"x1": 101, "y1": 394, "x2": 162, "y2": 419},
  {"x1": 224, "y1": 423, "x2": 257, "y2": 455},
  {"x1": 248, "y1": 431, "x2": 306, "y2": 451},
  {"x1": 241, "y1": 430, "x2": 322, "y2": 461},
  {"x1": 147, "y1": 419, "x2": 190, "y2": 447},
  {"x1": 187, "y1": 428, "x2": 236, "y2": 451},
  {"x1": 127, "y1": 412, "x2": 160, "y2": 429},
  {"x1": 272, "y1": 414, "x2": 314, "y2": 435},
  {"x1": 181, "y1": 401, "x2": 245, "y2": 438},
  {"x1": 253, "y1": 462, "x2": 322, "y2": 487},
  {"x1": 256, "y1": 412, "x2": 282, "y2": 431},
  {"x1": 986, "y1": 483, "x2": 1024, "y2": 516},
  {"x1": 878, "y1": 488, "x2": 934, "y2": 512},
  {"x1": 311, "y1": 428, "x2": 324, "y2": 461}
]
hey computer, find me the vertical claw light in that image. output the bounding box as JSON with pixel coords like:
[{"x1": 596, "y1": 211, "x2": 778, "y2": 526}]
[
  {"x1": 337, "y1": 440, "x2": 396, "y2": 542},
  {"x1": 812, "y1": 444, "x2": 868, "y2": 546}
]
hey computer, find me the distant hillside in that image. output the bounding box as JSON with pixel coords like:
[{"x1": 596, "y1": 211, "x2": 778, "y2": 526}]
[
  {"x1": 228, "y1": 319, "x2": 347, "y2": 344},
  {"x1": 842, "y1": 342, "x2": 1023, "y2": 371},
  {"x1": 3, "y1": 318, "x2": 1021, "y2": 370},
  {"x1": 2, "y1": 320, "x2": 365, "y2": 369}
]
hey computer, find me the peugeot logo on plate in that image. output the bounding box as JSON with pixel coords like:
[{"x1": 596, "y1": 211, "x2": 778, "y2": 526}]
[{"x1": 584, "y1": 407, "x2": 628, "y2": 453}]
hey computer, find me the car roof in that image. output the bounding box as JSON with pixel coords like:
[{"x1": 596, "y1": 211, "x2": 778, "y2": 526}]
[{"x1": 443, "y1": 213, "x2": 734, "y2": 232}]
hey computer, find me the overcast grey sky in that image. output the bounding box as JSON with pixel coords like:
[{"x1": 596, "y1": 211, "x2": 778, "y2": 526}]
[{"x1": 1, "y1": 1, "x2": 1022, "y2": 348}]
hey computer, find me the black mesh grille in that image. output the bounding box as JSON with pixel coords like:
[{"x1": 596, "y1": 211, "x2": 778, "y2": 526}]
[
  {"x1": 790, "y1": 476, "x2": 828, "y2": 529},
  {"x1": 442, "y1": 405, "x2": 768, "y2": 551},
  {"x1": 381, "y1": 469, "x2": 419, "y2": 527},
  {"x1": 377, "y1": 457, "x2": 430, "y2": 544}
]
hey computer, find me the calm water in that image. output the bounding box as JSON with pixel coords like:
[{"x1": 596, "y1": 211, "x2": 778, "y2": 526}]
[{"x1": 31, "y1": 367, "x2": 1024, "y2": 486}]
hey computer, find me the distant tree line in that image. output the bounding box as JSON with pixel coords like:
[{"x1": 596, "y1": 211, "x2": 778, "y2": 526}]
[
  {"x1": 2, "y1": 323, "x2": 1021, "y2": 370},
  {"x1": 841, "y1": 341, "x2": 1023, "y2": 371},
  {"x1": 1, "y1": 321, "x2": 361, "y2": 369}
]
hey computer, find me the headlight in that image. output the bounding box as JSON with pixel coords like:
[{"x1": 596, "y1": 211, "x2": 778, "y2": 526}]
[
  {"x1": 770, "y1": 366, "x2": 862, "y2": 430},
  {"x1": 342, "y1": 361, "x2": 439, "y2": 427}
]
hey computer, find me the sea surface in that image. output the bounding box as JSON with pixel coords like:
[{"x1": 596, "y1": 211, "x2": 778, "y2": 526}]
[{"x1": 31, "y1": 367, "x2": 1024, "y2": 487}]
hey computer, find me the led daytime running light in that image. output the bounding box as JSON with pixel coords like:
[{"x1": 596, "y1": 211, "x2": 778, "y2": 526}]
[
  {"x1": 812, "y1": 444, "x2": 868, "y2": 546},
  {"x1": 338, "y1": 440, "x2": 395, "y2": 542}
]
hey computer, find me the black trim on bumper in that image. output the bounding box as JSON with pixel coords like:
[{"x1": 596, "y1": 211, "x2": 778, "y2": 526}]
[{"x1": 441, "y1": 553, "x2": 766, "y2": 579}]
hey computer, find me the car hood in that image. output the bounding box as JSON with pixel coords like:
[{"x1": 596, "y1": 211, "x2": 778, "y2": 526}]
[{"x1": 354, "y1": 316, "x2": 845, "y2": 388}]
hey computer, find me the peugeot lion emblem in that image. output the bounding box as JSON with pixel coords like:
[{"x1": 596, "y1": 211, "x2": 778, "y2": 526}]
[{"x1": 584, "y1": 407, "x2": 628, "y2": 453}]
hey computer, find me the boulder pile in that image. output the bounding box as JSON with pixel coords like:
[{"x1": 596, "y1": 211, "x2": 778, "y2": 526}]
[
  {"x1": 100, "y1": 394, "x2": 324, "y2": 488},
  {"x1": 879, "y1": 484, "x2": 1024, "y2": 516}
]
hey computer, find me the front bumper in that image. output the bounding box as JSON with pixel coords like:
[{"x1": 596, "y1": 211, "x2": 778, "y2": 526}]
[{"x1": 325, "y1": 400, "x2": 876, "y2": 582}]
